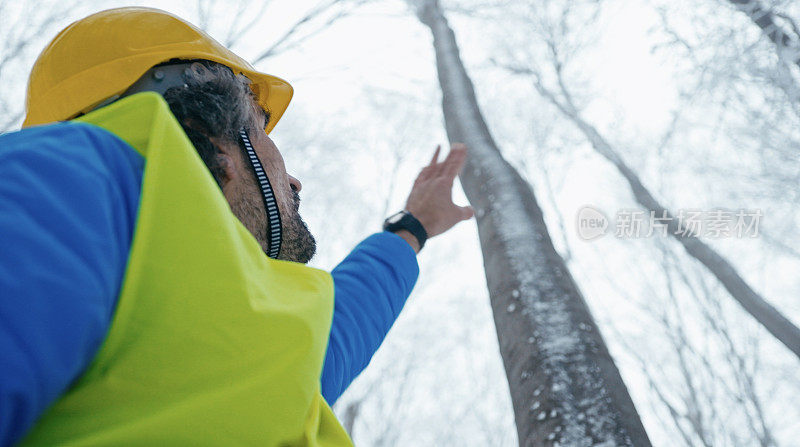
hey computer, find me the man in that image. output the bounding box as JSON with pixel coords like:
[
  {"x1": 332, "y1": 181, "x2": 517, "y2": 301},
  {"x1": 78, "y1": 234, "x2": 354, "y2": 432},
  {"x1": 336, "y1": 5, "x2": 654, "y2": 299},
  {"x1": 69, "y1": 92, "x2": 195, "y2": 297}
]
[{"x1": 0, "y1": 7, "x2": 473, "y2": 447}]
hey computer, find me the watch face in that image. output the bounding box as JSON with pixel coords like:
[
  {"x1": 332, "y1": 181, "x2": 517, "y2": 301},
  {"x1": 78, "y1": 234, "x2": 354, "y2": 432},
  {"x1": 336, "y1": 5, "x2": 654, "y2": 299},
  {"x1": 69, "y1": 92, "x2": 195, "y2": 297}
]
[{"x1": 387, "y1": 212, "x2": 405, "y2": 224}]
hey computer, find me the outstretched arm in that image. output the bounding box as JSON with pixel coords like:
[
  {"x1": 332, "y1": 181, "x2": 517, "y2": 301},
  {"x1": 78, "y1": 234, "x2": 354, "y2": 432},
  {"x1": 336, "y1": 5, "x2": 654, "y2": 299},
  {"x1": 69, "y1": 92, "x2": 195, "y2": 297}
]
[
  {"x1": 322, "y1": 231, "x2": 419, "y2": 404},
  {"x1": 321, "y1": 144, "x2": 473, "y2": 404}
]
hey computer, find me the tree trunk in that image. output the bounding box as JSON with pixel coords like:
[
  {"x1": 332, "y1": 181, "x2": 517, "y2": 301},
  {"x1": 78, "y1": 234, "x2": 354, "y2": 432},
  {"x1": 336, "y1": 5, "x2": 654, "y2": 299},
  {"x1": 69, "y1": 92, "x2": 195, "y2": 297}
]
[{"x1": 415, "y1": 1, "x2": 652, "y2": 445}]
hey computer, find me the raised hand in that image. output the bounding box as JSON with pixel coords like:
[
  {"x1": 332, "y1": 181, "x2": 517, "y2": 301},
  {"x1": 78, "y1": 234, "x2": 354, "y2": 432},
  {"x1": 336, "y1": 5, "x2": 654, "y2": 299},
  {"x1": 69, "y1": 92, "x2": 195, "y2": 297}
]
[{"x1": 404, "y1": 143, "x2": 474, "y2": 240}]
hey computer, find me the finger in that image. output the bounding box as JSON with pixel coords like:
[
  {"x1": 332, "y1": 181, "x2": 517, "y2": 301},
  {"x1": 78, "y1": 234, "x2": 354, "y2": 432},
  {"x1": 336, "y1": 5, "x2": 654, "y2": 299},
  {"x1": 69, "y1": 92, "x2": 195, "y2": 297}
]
[
  {"x1": 416, "y1": 165, "x2": 434, "y2": 183},
  {"x1": 428, "y1": 145, "x2": 441, "y2": 167},
  {"x1": 442, "y1": 144, "x2": 468, "y2": 179}
]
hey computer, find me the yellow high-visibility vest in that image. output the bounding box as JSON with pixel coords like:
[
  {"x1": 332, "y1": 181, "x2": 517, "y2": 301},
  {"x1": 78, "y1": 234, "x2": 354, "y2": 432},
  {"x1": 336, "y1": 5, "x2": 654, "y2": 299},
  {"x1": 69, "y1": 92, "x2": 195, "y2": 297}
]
[{"x1": 21, "y1": 92, "x2": 353, "y2": 446}]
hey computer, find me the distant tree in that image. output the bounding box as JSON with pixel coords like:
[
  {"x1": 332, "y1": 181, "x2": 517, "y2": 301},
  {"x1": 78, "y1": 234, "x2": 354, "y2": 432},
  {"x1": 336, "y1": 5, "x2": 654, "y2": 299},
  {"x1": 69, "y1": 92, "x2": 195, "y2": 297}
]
[
  {"x1": 413, "y1": 0, "x2": 652, "y2": 445},
  {"x1": 194, "y1": 0, "x2": 368, "y2": 63},
  {"x1": 601, "y1": 239, "x2": 778, "y2": 446},
  {"x1": 494, "y1": 0, "x2": 800, "y2": 360},
  {"x1": 727, "y1": 0, "x2": 800, "y2": 72}
]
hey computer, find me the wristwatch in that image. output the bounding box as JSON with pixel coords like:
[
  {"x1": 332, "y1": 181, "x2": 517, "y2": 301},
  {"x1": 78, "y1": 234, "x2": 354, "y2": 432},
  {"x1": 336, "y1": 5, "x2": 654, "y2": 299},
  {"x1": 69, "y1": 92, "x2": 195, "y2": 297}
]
[{"x1": 383, "y1": 210, "x2": 428, "y2": 249}]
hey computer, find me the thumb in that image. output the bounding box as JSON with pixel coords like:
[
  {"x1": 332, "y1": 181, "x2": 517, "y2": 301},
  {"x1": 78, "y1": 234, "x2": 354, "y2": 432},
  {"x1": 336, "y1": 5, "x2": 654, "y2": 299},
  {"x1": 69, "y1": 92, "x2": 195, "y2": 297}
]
[{"x1": 460, "y1": 205, "x2": 475, "y2": 221}]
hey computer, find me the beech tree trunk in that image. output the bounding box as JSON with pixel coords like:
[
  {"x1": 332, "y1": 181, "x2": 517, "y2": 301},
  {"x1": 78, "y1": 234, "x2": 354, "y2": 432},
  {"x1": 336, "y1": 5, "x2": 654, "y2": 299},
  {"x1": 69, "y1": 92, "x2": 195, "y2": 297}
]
[{"x1": 415, "y1": 1, "x2": 652, "y2": 445}]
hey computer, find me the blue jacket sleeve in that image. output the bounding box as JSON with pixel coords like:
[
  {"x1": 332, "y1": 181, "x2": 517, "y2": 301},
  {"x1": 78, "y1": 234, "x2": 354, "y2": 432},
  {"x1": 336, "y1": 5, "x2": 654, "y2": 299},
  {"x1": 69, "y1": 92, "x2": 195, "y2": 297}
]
[
  {"x1": 0, "y1": 122, "x2": 143, "y2": 446},
  {"x1": 321, "y1": 231, "x2": 420, "y2": 404}
]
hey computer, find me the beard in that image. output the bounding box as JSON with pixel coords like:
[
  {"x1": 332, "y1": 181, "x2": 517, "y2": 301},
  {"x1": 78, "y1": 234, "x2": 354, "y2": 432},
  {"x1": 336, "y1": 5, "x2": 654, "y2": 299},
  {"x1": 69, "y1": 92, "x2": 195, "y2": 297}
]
[
  {"x1": 277, "y1": 190, "x2": 317, "y2": 264},
  {"x1": 229, "y1": 182, "x2": 317, "y2": 264}
]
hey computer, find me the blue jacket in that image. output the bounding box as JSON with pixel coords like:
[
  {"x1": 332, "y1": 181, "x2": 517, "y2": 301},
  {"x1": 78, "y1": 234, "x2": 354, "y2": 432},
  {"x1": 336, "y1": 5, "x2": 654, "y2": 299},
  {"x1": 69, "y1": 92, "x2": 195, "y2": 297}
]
[{"x1": 0, "y1": 122, "x2": 418, "y2": 446}]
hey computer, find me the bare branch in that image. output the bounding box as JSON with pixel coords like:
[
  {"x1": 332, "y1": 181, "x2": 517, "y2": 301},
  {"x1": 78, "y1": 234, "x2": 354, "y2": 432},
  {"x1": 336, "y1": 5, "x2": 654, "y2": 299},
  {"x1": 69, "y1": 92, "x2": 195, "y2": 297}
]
[
  {"x1": 252, "y1": 0, "x2": 367, "y2": 64},
  {"x1": 727, "y1": 0, "x2": 800, "y2": 68},
  {"x1": 497, "y1": 42, "x2": 800, "y2": 360}
]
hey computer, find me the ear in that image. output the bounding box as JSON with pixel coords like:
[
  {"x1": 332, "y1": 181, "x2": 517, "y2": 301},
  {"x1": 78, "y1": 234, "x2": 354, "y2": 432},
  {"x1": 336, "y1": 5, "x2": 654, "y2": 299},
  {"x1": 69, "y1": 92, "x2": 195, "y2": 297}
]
[
  {"x1": 216, "y1": 152, "x2": 238, "y2": 187},
  {"x1": 209, "y1": 136, "x2": 242, "y2": 187}
]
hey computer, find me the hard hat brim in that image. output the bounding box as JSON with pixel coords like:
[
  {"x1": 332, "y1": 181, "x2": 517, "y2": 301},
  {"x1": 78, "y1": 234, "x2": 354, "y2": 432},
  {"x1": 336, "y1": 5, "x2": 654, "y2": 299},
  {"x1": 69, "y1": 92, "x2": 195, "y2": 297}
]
[
  {"x1": 244, "y1": 70, "x2": 293, "y2": 135},
  {"x1": 25, "y1": 39, "x2": 293, "y2": 134}
]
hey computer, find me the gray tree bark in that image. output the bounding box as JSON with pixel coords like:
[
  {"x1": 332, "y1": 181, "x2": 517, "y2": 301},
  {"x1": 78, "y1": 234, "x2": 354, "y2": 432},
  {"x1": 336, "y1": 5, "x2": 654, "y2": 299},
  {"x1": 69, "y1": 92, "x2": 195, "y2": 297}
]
[{"x1": 415, "y1": 1, "x2": 652, "y2": 445}]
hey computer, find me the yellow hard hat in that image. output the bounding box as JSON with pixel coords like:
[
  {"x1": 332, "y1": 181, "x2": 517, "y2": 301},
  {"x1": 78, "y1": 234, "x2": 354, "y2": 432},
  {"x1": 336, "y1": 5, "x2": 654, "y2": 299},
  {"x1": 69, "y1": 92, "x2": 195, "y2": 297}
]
[{"x1": 23, "y1": 7, "x2": 293, "y2": 134}]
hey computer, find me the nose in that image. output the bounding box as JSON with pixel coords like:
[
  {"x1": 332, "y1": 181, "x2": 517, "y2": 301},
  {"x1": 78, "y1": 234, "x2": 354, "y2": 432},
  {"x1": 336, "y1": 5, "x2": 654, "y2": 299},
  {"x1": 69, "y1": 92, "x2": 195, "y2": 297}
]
[{"x1": 288, "y1": 175, "x2": 302, "y2": 193}]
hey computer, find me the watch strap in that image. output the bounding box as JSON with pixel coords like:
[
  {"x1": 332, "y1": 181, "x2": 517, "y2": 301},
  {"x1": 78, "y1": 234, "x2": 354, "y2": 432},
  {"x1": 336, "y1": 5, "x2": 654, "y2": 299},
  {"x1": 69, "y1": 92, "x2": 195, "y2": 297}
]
[{"x1": 383, "y1": 211, "x2": 428, "y2": 249}]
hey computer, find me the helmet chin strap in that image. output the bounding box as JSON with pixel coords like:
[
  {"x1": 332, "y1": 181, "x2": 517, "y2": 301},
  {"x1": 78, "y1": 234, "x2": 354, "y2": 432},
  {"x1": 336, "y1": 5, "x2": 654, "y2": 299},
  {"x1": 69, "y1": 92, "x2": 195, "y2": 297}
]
[{"x1": 239, "y1": 128, "x2": 282, "y2": 259}]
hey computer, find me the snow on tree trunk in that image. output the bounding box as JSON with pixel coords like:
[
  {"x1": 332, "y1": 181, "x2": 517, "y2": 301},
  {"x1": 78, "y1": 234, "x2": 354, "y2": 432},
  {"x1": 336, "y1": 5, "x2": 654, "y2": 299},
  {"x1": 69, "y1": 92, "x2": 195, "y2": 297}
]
[{"x1": 415, "y1": 1, "x2": 652, "y2": 445}]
